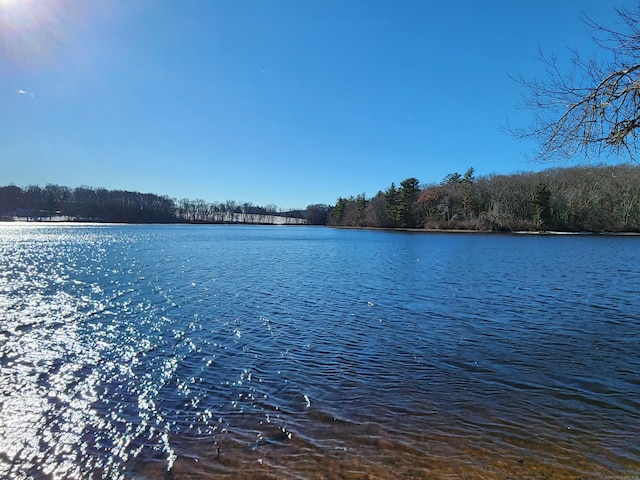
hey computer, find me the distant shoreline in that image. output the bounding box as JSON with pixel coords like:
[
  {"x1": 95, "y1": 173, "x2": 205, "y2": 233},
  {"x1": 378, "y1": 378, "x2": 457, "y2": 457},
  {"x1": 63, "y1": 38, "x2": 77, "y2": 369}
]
[
  {"x1": 0, "y1": 217, "x2": 308, "y2": 226},
  {"x1": 0, "y1": 219, "x2": 310, "y2": 227},
  {"x1": 3, "y1": 219, "x2": 640, "y2": 235},
  {"x1": 329, "y1": 225, "x2": 640, "y2": 236}
]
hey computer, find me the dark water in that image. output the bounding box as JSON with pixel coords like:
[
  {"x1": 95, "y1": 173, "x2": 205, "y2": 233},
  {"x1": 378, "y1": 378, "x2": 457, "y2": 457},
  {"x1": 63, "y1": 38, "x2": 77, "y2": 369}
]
[{"x1": 1, "y1": 224, "x2": 639, "y2": 480}]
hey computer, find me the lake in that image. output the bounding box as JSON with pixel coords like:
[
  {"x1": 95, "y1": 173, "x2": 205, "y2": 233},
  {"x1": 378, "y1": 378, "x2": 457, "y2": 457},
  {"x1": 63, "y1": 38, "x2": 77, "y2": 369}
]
[{"x1": 0, "y1": 224, "x2": 639, "y2": 479}]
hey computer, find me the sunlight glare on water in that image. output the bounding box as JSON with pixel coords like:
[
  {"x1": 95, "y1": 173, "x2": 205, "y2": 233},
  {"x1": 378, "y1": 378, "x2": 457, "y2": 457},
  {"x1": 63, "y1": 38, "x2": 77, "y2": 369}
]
[{"x1": 0, "y1": 224, "x2": 639, "y2": 479}]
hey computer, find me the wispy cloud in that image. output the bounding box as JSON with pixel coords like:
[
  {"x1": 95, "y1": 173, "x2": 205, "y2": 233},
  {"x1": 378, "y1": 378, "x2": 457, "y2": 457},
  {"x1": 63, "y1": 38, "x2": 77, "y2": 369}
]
[{"x1": 18, "y1": 89, "x2": 35, "y2": 98}]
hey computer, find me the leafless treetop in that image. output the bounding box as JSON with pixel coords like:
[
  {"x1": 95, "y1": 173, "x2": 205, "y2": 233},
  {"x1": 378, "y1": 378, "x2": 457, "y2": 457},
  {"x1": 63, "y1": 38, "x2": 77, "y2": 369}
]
[{"x1": 512, "y1": 7, "x2": 640, "y2": 163}]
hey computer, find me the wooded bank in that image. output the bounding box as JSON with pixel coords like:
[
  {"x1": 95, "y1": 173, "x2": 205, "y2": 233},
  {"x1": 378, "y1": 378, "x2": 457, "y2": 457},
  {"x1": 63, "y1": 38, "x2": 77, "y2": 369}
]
[
  {"x1": 328, "y1": 164, "x2": 640, "y2": 232},
  {"x1": 3, "y1": 164, "x2": 639, "y2": 232},
  {"x1": 0, "y1": 184, "x2": 327, "y2": 225}
]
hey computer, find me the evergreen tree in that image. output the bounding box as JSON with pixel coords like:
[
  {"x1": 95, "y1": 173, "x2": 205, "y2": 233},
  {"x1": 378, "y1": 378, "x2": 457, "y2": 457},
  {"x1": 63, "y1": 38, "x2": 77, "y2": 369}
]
[
  {"x1": 384, "y1": 183, "x2": 401, "y2": 227},
  {"x1": 399, "y1": 177, "x2": 421, "y2": 227}
]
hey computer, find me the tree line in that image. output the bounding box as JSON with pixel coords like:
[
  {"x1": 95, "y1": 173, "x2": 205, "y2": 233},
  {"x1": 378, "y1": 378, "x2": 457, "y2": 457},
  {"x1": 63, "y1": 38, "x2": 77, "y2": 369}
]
[
  {"x1": 0, "y1": 184, "x2": 330, "y2": 225},
  {"x1": 328, "y1": 164, "x2": 640, "y2": 232},
  {"x1": 4, "y1": 163, "x2": 638, "y2": 231}
]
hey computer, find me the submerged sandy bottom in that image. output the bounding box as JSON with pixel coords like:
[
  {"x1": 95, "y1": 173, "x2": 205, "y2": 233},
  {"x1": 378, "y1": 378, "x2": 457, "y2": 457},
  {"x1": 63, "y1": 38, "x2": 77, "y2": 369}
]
[{"x1": 126, "y1": 418, "x2": 637, "y2": 480}]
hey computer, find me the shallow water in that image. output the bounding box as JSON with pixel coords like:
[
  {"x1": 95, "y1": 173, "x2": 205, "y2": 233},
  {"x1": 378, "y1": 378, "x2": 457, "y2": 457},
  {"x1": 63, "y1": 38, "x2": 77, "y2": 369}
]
[{"x1": 0, "y1": 224, "x2": 639, "y2": 479}]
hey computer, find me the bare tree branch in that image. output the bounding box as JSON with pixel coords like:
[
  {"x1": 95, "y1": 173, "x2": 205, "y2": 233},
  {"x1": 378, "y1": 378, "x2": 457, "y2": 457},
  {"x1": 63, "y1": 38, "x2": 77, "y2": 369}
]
[{"x1": 510, "y1": 7, "x2": 640, "y2": 163}]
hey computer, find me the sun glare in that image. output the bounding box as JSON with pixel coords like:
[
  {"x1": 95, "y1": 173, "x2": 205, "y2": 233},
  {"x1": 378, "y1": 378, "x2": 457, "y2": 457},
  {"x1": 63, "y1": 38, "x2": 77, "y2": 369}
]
[
  {"x1": 0, "y1": 0, "x2": 22, "y2": 8},
  {"x1": 0, "y1": 0, "x2": 73, "y2": 67},
  {"x1": 0, "y1": 0, "x2": 34, "y2": 23}
]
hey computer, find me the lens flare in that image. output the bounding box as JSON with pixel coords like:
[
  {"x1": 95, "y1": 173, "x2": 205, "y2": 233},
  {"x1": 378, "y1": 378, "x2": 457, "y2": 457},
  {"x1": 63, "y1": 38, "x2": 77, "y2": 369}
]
[{"x1": 0, "y1": 0, "x2": 85, "y2": 68}]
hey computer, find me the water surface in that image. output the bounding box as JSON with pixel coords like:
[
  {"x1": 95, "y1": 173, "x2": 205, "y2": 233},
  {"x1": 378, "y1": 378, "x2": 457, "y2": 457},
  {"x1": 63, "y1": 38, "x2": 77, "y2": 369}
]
[{"x1": 1, "y1": 224, "x2": 639, "y2": 479}]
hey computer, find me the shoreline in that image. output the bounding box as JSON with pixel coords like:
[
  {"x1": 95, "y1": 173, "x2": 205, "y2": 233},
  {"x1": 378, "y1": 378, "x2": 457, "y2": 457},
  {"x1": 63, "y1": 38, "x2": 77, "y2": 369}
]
[
  {"x1": 329, "y1": 225, "x2": 640, "y2": 235},
  {"x1": 3, "y1": 220, "x2": 640, "y2": 235}
]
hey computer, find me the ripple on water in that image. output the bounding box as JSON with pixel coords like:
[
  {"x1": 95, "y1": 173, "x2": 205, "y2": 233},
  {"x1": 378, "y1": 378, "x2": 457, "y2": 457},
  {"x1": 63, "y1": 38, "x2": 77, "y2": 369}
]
[{"x1": 0, "y1": 225, "x2": 639, "y2": 479}]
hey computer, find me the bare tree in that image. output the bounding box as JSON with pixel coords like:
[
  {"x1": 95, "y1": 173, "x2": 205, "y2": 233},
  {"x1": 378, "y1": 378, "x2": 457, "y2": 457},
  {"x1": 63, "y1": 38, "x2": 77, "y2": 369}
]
[{"x1": 512, "y1": 7, "x2": 640, "y2": 163}]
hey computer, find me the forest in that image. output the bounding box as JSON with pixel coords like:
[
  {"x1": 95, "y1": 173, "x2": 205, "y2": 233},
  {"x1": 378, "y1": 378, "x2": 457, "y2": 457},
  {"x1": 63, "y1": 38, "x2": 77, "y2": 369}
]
[
  {"x1": 2, "y1": 164, "x2": 639, "y2": 232},
  {"x1": 0, "y1": 184, "x2": 330, "y2": 225},
  {"x1": 328, "y1": 164, "x2": 640, "y2": 232}
]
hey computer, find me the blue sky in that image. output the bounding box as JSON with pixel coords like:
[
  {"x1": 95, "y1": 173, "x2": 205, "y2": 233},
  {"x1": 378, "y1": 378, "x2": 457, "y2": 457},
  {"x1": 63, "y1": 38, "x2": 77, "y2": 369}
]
[{"x1": 0, "y1": 0, "x2": 627, "y2": 209}]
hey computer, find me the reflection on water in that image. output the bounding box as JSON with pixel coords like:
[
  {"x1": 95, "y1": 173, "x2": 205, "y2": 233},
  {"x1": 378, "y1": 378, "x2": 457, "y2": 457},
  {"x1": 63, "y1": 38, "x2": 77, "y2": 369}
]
[{"x1": 1, "y1": 224, "x2": 639, "y2": 479}]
